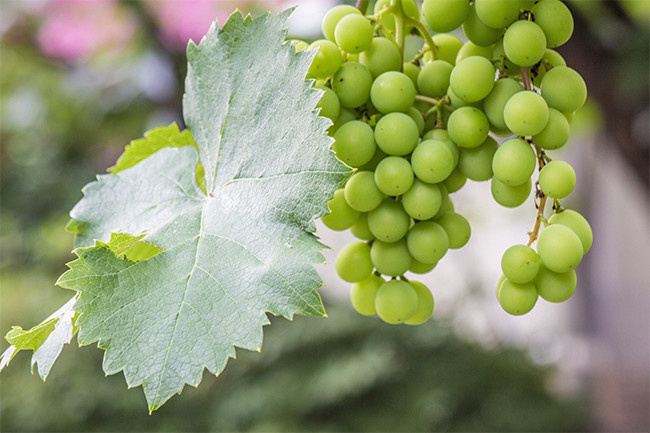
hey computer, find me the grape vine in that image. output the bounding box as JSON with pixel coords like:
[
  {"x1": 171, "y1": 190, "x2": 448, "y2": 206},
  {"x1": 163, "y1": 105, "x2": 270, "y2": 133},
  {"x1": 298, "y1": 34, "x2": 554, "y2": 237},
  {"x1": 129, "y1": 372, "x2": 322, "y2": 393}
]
[{"x1": 1, "y1": 0, "x2": 594, "y2": 411}]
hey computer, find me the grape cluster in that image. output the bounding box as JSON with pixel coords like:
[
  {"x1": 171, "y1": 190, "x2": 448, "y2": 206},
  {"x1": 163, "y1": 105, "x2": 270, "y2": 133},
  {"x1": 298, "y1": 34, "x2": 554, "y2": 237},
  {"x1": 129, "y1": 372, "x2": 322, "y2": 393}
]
[{"x1": 298, "y1": 0, "x2": 591, "y2": 322}]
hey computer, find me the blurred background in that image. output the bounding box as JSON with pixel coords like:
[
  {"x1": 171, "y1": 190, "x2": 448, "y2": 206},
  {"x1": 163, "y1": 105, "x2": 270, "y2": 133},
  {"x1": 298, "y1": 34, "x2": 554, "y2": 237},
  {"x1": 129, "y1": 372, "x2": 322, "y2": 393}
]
[{"x1": 0, "y1": 0, "x2": 648, "y2": 431}]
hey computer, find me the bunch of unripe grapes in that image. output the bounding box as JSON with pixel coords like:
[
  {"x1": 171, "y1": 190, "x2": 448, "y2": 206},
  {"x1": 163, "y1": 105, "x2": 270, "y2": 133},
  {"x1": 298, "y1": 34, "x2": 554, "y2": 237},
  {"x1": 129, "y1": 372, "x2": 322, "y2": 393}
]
[{"x1": 295, "y1": 0, "x2": 592, "y2": 324}]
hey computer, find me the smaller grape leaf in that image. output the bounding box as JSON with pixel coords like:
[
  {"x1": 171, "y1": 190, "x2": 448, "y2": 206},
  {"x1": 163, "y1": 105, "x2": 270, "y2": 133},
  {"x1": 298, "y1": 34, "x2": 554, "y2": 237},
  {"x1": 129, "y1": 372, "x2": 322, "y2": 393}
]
[
  {"x1": 108, "y1": 123, "x2": 197, "y2": 175},
  {"x1": 0, "y1": 294, "x2": 79, "y2": 379}
]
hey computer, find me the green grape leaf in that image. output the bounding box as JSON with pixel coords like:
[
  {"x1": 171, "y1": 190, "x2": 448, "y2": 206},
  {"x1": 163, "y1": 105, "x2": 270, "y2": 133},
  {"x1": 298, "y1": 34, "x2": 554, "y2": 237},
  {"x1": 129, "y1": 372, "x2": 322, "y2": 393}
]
[
  {"x1": 108, "y1": 123, "x2": 197, "y2": 175},
  {"x1": 56, "y1": 10, "x2": 350, "y2": 411},
  {"x1": 0, "y1": 294, "x2": 79, "y2": 379}
]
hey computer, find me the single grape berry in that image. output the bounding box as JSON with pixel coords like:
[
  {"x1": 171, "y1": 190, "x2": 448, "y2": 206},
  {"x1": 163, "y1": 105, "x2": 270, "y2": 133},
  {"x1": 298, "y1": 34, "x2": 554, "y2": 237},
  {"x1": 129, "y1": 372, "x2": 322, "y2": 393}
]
[
  {"x1": 350, "y1": 274, "x2": 384, "y2": 316},
  {"x1": 375, "y1": 279, "x2": 418, "y2": 325},
  {"x1": 404, "y1": 280, "x2": 434, "y2": 325},
  {"x1": 335, "y1": 241, "x2": 373, "y2": 283},
  {"x1": 538, "y1": 160, "x2": 576, "y2": 199},
  {"x1": 501, "y1": 245, "x2": 541, "y2": 284},
  {"x1": 497, "y1": 278, "x2": 538, "y2": 316},
  {"x1": 536, "y1": 224, "x2": 583, "y2": 273},
  {"x1": 370, "y1": 71, "x2": 416, "y2": 113}
]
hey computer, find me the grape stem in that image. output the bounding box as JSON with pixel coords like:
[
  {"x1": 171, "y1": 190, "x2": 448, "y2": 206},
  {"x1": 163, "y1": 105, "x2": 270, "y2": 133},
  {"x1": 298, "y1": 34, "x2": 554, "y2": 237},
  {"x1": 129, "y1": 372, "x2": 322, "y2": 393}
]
[
  {"x1": 355, "y1": 0, "x2": 370, "y2": 14},
  {"x1": 527, "y1": 195, "x2": 547, "y2": 246},
  {"x1": 414, "y1": 94, "x2": 438, "y2": 105},
  {"x1": 527, "y1": 145, "x2": 550, "y2": 246},
  {"x1": 521, "y1": 66, "x2": 532, "y2": 91},
  {"x1": 367, "y1": 16, "x2": 397, "y2": 44},
  {"x1": 403, "y1": 16, "x2": 439, "y2": 60},
  {"x1": 390, "y1": 0, "x2": 406, "y2": 66}
]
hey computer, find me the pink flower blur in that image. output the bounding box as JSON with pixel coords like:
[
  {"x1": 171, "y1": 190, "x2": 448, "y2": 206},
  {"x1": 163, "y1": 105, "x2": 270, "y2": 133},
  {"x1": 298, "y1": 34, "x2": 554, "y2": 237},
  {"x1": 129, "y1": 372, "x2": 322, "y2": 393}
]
[
  {"x1": 36, "y1": 0, "x2": 136, "y2": 62},
  {"x1": 147, "y1": 0, "x2": 289, "y2": 51}
]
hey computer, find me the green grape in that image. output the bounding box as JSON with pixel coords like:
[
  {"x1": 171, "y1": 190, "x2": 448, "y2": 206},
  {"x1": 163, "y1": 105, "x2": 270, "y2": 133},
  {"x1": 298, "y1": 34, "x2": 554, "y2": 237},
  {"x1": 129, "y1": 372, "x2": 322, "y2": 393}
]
[
  {"x1": 530, "y1": 49, "x2": 567, "y2": 87},
  {"x1": 462, "y1": 3, "x2": 504, "y2": 47},
  {"x1": 432, "y1": 184, "x2": 454, "y2": 220},
  {"x1": 492, "y1": 138, "x2": 536, "y2": 186},
  {"x1": 315, "y1": 86, "x2": 340, "y2": 122},
  {"x1": 504, "y1": 90, "x2": 550, "y2": 137},
  {"x1": 535, "y1": 265, "x2": 577, "y2": 303},
  {"x1": 520, "y1": 0, "x2": 537, "y2": 10},
  {"x1": 407, "y1": 106, "x2": 425, "y2": 135},
  {"x1": 431, "y1": 33, "x2": 463, "y2": 65},
  {"x1": 332, "y1": 120, "x2": 377, "y2": 167},
  {"x1": 334, "y1": 14, "x2": 373, "y2": 54},
  {"x1": 350, "y1": 274, "x2": 384, "y2": 316},
  {"x1": 436, "y1": 212, "x2": 471, "y2": 249},
  {"x1": 492, "y1": 39, "x2": 519, "y2": 75},
  {"x1": 418, "y1": 60, "x2": 453, "y2": 98},
  {"x1": 359, "y1": 37, "x2": 402, "y2": 78},
  {"x1": 328, "y1": 108, "x2": 356, "y2": 136},
  {"x1": 447, "y1": 86, "x2": 484, "y2": 109},
  {"x1": 411, "y1": 139, "x2": 456, "y2": 183},
  {"x1": 443, "y1": 167, "x2": 467, "y2": 193},
  {"x1": 449, "y1": 56, "x2": 496, "y2": 103},
  {"x1": 540, "y1": 66, "x2": 587, "y2": 113},
  {"x1": 370, "y1": 71, "x2": 416, "y2": 113},
  {"x1": 503, "y1": 20, "x2": 547, "y2": 67},
  {"x1": 548, "y1": 209, "x2": 593, "y2": 253},
  {"x1": 404, "y1": 280, "x2": 434, "y2": 325},
  {"x1": 374, "y1": 156, "x2": 414, "y2": 196},
  {"x1": 423, "y1": 129, "x2": 459, "y2": 166},
  {"x1": 456, "y1": 40, "x2": 495, "y2": 64},
  {"x1": 409, "y1": 259, "x2": 437, "y2": 274},
  {"x1": 475, "y1": 0, "x2": 521, "y2": 29},
  {"x1": 403, "y1": 63, "x2": 420, "y2": 90},
  {"x1": 350, "y1": 213, "x2": 375, "y2": 241},
  {"x1": 374, "y1": 112, "x2": 420, "y2": 156},
  {"x1": 543, "y1": 48, "x2": 566, "y2": 67},
  {"x1": 402, "y1": 179, "x2": 443, "y2": 220},
  {"x1": 532, "y1": 108, "x2": 570, "y2": 150},
  {"x1": 371, "y1": 239, "x2": 412, "y2": 276},
  {"x1": 497, "y1": 278, "x2": 538, "y2": 315},
  {"x1": 335, "y1": 241, "x2": 373, "y2": 283},
  {"x1": 422, "y1": 0, "x2": 470, "y2": 33},
  {"x1": 532, "y1": 0, "x2": 574, "y2": 48},
  {"x1": 307, "y1": 40, "x2": 343, "y2": 79},
  {"x1": 458, "y1": 136, "x2": 498, "y2": 181},
  {"x1": 491, "y1": 177, "x2": 532, "y2": 208},
  {"x1": 483, "y1": 78, "x2": 524, "y2": 131},
  {"x1": 367, "y1": 198, "x2": 411, "y2": 243},
  {"x1": 331, "y1": 62, "x2": 373, "y2": 108},
  {"x1": 536, "y1": 224, "x2": 583, "y2": 273},
  {"x1": 496, "y1": 273, "x2": 507, "y2": 296},
  {"x1": 321, "y1": 189, "x2": 359, "y2": 230},
  {"x1": 321, "y1": 4, "x2": 361, "y2": 42},
  {"x1": 359, "y1": 148, "x2": 387, "y2": 171},
  {"x1": 344, "y1": 171, "x2": 384, "y2": 212},
  {"x1": 538, "y1": 160, "x2": 576, "y2": 199},
  {"x1": 447, "y1": 106, "x2": 490, "y2": 149},
  {"x1": 375, "y1": 280, "x2": 418, "y2": 324},
  {"x1": 501, "y1": 244, "x2": 541, "y2": 284},
  {"x1": 406, "y1": 221, "x2": 449, "y2": 264}
]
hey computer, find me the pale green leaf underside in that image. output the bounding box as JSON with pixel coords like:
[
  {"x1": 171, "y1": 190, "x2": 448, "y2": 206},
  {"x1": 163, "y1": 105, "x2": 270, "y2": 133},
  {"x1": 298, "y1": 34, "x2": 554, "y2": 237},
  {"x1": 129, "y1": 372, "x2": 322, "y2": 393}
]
[
  {"x1": 59, "y1": 10, "x2": 351, "y2": 411},
  {"x1": 0, "y1": 294, "x2": 78, "y2": 380}
]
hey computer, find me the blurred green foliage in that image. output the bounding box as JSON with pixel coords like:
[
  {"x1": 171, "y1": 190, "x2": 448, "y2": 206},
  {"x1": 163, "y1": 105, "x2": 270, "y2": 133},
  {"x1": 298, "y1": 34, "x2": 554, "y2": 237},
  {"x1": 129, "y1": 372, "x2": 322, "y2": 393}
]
[{"x1": 1, "y1": 301, "x2": 588, "y2": 432}]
